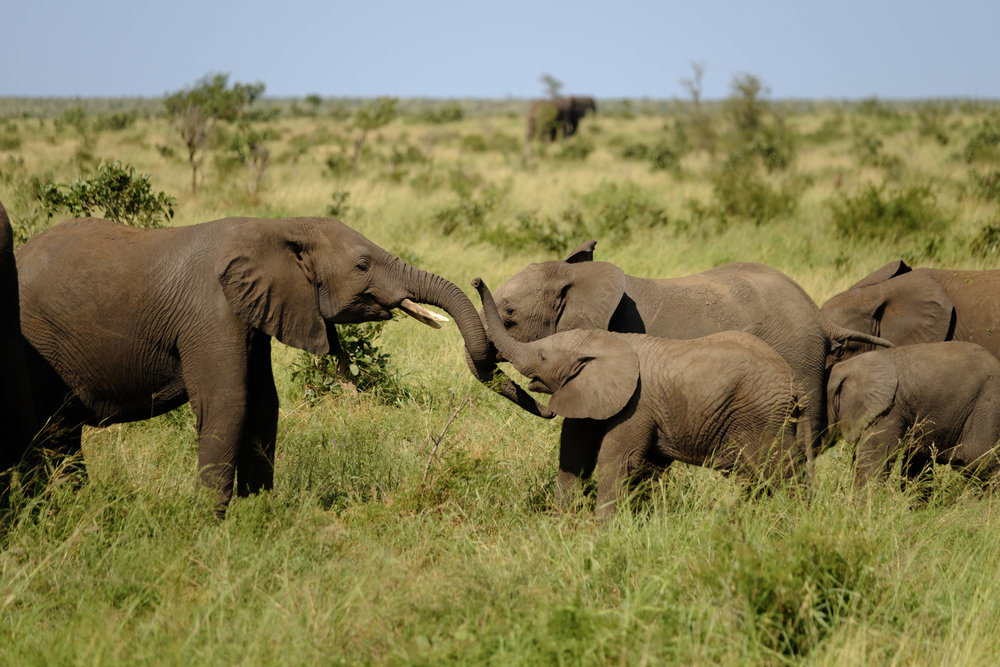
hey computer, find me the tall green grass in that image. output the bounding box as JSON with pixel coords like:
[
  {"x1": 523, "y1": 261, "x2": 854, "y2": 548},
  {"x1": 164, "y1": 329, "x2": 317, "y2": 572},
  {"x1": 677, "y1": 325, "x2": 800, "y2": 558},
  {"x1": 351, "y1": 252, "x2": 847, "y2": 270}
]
[{"x1": 2, "y1": 97, "x2": 1000, "y2": 663}]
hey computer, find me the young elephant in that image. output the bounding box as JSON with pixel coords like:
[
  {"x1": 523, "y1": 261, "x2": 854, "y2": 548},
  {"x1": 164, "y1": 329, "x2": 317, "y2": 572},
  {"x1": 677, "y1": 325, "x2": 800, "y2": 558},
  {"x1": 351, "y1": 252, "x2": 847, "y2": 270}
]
[
  {"x1": 827, "y1": 342, "x2": 1000, "y2": 490},
  {"x1": 474, "y1": 278, "x2": 809, "y2": 517}
]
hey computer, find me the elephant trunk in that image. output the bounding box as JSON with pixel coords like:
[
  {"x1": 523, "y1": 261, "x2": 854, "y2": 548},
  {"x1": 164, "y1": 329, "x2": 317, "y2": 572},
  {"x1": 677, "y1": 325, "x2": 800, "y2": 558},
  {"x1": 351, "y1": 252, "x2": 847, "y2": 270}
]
[
  {"x1": 472, "y1": 277, "x2": 536, "y2": 380},
  {"x1": 400, "y1": 260, "x2": 553, "y2": 418}
]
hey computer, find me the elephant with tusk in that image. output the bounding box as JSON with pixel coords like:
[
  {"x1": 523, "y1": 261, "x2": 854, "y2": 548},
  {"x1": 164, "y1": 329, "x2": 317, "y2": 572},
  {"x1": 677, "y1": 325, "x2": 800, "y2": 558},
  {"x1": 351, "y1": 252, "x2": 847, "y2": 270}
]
[{"x1": 12, "y1": 213, "x2": 550, "y2": 515}]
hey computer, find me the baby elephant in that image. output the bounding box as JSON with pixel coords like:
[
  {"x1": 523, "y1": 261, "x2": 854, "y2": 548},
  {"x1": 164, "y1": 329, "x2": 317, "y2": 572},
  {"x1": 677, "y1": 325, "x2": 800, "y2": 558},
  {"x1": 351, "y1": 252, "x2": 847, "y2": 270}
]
[
  {"x1": 827, "y1": 341, "x2": 1000, "y2": 490},
  {"x1": 474, "y1": 278, "x2": 810, "y2": 517}
]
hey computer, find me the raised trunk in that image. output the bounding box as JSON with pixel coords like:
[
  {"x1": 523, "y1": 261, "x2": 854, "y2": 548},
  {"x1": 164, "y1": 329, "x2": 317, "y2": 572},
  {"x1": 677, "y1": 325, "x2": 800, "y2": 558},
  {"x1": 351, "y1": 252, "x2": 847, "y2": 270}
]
[
  {"x1": 402, "y1": 262, "x2": 552, "y2": 418},
  {"x1": 473, "y1": 278, "x2": 536, "y2": 380}
]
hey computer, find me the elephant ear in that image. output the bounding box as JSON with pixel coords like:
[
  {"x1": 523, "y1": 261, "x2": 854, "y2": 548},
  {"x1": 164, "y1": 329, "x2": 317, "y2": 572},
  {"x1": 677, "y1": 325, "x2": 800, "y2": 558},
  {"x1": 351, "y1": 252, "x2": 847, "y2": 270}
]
[
  {"x1": 877, "y1": 272, "x2": 954, "y2": 345},
  {"x1": 557, "y1": 262, "x2": 626, "y2": 332},
  {"x1": 564, "y1": 240, "x2": 597, "y2": 263},
  {"x1": 547, "y1": 331, "x2": 639, "y2": 420},
  {"x1": 829, "y1": 354, "x2": 898, "y2": 443},
  {"x1": 849, "y1": 259, "x2": 912, "y2": 290},
  {"x1": 216, "y1": 219, "x2": 330, "y2": 355}
]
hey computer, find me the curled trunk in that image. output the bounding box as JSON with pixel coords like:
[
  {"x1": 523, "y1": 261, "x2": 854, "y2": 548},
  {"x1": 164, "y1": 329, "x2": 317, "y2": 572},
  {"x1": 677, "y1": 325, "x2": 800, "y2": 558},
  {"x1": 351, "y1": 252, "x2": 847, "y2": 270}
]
[{"x1": 404, "y1": 262, "x2": 552, "y2": 418}]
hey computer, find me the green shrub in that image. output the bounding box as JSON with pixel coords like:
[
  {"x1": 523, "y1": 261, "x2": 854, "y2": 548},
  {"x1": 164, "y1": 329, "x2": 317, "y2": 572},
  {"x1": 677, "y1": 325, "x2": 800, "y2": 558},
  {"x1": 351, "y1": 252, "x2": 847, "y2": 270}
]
[
  {"x1": 327, "y1": 189, "x2": 351, "y2": 217},
  {"x1": 430, "y1": 198, "x2": 489, "y2": 235},
  {"x1": 35, "y1": 161, "x2": 176, "y2": 228},
  {"x1": 829, "y1": 182, "x2": 947, "y2": 241},
  {"x1": 411, "y1": 102, "x2": 465, "y2": 124},
  {"x1": 710, "y1": 151, "x2": 798, "y2": 225},
  {"x1": 621, "y1": 141, "x2": 682, "y2": 173},
  {"x1": 92, "y1": 111, "x2": 137, "y2": 132},
  {"x1": 554, "y1": 138, "x2": 594, "y2": 161},
  {"x1": 290, "y1": 321, "x2": 411, "y2": 405},
  {"x1": 461, "y1": 134, "x2": 489, "y2": 152},
  {"x1": 916, "y1": 104, "x2": 950, "y2": 145},
  {"x1": 962, "y1": 117, "x2": 1000, "y2": 163},
  {"x1": 578, "y1": 181, "x2": 670, "y2": 239},
  {"x1": 325, "y1": 151, "x2": 352, "y2": 176},
  {"x1": 852, "y1": 133, "x2": 901, "y2": 170},
  {"x1": 0, "y1": 121, "x2": 21, "y2": 150}
]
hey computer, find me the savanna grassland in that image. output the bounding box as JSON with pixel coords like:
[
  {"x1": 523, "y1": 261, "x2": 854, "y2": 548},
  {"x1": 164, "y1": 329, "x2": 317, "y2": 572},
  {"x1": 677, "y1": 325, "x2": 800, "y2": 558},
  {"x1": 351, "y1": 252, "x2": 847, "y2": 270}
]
[{"x1": 2, "y1": 88, "x2": 1000, "y2": 665}]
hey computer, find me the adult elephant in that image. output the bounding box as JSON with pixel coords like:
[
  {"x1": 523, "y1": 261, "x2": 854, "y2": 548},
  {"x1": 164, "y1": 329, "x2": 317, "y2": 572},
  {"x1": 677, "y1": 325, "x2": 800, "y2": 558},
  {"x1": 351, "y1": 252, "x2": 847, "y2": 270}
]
[
  {"x1": 0, "y1": 202, "x2": 37, "y2": 464},
  {"x1": 15, "y1": 214, "x2": 549, "y2": 514},
  {"x1": 485, "y1": 241, "x2": 890, "y2": 499},
  {"x1": 820, "y1": 259, "x2": 1000, "y2": 359},
  {"x1": 525, "y1": 96, "x2": 597, "y2": 143}
]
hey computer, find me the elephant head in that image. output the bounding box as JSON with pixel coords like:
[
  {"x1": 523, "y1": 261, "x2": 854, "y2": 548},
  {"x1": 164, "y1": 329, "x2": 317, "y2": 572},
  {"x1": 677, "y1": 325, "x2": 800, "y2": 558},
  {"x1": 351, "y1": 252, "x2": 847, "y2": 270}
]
[
  {"x1": 216, "y1": 217, "x2": 552, "y2": 417},
  {"x1": 570, "y1": 96, "x2": 597, "y2": 116},
  {"x1": 474, "y1": 277, "x2": 638, "y2": 420},
  {"x1": 487, "y1": 240, "x2": 625, "y2": 351},
  {"x1": 827, "y1": 352, "x2": 898, "y2": 444},
  {"x1": 820, "y1": 260, "x2": 955, "y2": 354}
]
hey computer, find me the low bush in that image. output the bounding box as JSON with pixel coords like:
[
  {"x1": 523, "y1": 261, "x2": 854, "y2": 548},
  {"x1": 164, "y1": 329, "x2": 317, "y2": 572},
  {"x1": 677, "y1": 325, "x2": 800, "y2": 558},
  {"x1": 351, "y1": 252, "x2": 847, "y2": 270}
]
[
  {"x1": 35, "y1": 161, "x2": 175, "y2": 228},
  {"x1": 290, "y1": 321, "x2": 412, "y2": 405},
  {"x1": 962, "y1": 117, "x2": 1000, "y2": 163},
  {"x1": 711, "y1": 151, "x2": 798, "y2": 225},
  {"x1": 829, "y1": 181, "x2": 947, "y2": 242}
]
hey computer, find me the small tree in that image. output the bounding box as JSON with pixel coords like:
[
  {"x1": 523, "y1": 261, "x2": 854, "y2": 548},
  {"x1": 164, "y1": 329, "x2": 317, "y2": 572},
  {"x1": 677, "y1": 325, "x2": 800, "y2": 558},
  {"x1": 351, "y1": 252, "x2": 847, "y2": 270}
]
[
  {"x1": 540, "y1": 73, "x2": 564, "y2": 99},
  {"x1": 351, "y1": 97, "x2": 398, "y2": 172},
  {"x1": 727, "y1": 72, "x2": 769, "y2": 140},
  {"x1": 164, "y1": 73, "x2": 265, "y2": 194},
  {"x1": 680, "y1": 61, "x2": 716, "y2": 155}
]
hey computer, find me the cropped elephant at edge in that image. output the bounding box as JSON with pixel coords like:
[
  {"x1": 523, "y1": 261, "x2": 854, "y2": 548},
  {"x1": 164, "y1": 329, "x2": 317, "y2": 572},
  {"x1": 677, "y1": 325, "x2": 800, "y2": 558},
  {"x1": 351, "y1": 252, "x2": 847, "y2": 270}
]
[
  {"x1": 827, "y1": 342, "x2": 1000, "y2": 491},
  {"x1": 484, "y1": 240, "x2": 891, "y2": 486},
  {"x1": 820, "y1": 259, "x2": 1000, "y2": 361},
  {"x1": 14, "y1": 214, "x2": 550, "y2": 515},
  {"x1": 475, "y1": 278, "x2": 810, "y2": 517},
  {"x1": 525, "y1": 96, "x2": 597, "y2": 143},
  {"x1": 0, "y1": 201, "x2": 37, "y2": 465}
]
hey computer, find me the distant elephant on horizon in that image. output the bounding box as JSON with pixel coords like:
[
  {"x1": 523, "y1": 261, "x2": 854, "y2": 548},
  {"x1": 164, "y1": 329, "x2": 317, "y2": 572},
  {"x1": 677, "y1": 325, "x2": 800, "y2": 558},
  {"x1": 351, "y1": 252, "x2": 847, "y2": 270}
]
[
  {"x1": 0, "y1": 201, "x2": 37, "y2": 465},
  {"x1": 475, "y1": 277, "x2": 810, "y2": 517},
  {"x1": 483, "y1": 240, "x2": 891, "y2": 497},
  {"x1": 12, "y1": 213, "x2": 550, "y2": 515},
  {"x1": 526, "y1": 96, "x2": 597, "y2": 143},
  {"x1": 828, "y1": 341, "x2": 1000, "y2": 491},
  {"x1": 821, "y1": 259, "x2": 1000, "y2": 361}
]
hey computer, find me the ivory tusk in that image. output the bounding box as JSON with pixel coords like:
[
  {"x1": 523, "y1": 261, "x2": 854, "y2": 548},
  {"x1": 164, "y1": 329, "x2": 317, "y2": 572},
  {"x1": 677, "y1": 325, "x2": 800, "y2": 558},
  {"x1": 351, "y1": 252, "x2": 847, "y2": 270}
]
[{"x1": 399, "y1": 298, "x2": 449, "y2": 328}]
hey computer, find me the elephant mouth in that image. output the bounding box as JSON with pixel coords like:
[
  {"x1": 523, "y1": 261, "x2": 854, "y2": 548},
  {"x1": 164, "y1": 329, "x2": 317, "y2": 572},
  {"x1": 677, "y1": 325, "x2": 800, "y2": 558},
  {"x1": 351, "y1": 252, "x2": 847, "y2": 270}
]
[{"x1": 398, "y1": 298, "x2": 449, "y2": 329}]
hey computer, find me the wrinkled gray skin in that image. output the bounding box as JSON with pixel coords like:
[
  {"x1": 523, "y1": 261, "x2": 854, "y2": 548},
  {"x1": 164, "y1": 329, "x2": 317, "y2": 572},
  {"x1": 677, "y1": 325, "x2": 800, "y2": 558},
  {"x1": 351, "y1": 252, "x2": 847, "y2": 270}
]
[
  {"x1": 0, "y1": 202, "x2": 37, "y2": 465},
  {"x1": 821, "y1": 259, "x2": 1000, "y2": 361},
  {"x1": 828, "y1": 342, "x2": 1000, "y2": 490},
  {"x1": 487, "y1": 241, "x2": 891, "y2": 483},
  {"x1": 15, "y1": 215, "x2": 548, "y2": 515},
  {"x1": 525, "y1": 96, "x2": 597, "y2": 143},
  {"x1": 476, "y1": 278, "x2": 808, "y2": 517}
]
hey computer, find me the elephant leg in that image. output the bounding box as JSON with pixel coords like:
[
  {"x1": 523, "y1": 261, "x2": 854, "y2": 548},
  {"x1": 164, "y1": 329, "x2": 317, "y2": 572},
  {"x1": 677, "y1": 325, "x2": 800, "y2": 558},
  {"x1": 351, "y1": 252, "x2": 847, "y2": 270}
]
[
  {"x1": 853, "y1": 416, "x2": 905, "y2": 492},
  {"x1": 236, "y1": 336, "x2": 279, "y2": 497},
  {"x1": 901, "y1": 449, "x2": 932, "y2": 487},
  {"x1": 555, "y1": 417, "x2": 604, "y2": 510},
  {"x1": 594, "y1": 417, "x2": 651, "y2": 519},
  {"x1": 184, "y1": 355, "x2": 251, "y2": 517}
]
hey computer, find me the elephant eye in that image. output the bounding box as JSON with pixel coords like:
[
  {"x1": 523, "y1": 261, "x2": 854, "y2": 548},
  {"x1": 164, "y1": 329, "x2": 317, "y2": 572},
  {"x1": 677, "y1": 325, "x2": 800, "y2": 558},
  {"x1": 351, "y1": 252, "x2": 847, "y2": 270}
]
[
  {"x1": 288, "y1": 241, "x2": 305, "y2": 262},
  {"x1": 356, "y1": 257, "x2": 371, "y2": 273}
]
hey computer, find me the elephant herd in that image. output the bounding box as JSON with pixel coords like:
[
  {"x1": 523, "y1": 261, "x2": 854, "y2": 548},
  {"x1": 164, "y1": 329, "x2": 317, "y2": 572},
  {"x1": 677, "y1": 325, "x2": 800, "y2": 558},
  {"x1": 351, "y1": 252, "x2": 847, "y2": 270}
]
[{"x1": 3, "y1": 201, "x2": 1000, "y2": 518}]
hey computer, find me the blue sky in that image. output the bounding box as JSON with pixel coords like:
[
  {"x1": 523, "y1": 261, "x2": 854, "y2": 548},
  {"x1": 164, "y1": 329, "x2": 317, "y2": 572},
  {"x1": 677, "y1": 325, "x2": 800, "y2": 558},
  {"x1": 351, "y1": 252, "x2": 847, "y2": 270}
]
[{"x1": 4, "y1": 0, "x2": 998, "y2": 100}]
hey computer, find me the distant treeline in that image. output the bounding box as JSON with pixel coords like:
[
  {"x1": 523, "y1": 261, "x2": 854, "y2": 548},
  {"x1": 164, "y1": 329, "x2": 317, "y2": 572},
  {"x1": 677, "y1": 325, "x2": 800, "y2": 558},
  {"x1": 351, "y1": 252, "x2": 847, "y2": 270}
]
[{"x1": 2, "y1": 95, "x2": 998, "y2": 120}]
